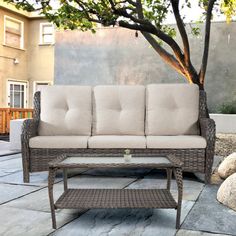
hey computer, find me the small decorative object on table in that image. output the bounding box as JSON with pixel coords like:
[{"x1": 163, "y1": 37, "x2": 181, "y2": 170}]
[{"x1": 124, "y1": 149, "x2": 132, "y2": 162}]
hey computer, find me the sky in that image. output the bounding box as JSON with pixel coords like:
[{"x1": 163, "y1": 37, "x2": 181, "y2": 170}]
[{"x1": 166, "y1": 0, "x2": 228, "y2": 23}]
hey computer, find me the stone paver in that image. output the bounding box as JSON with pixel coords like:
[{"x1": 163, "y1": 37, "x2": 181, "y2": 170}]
[
  {"x1": 0, "y1": 155, "x2": 88, "y2": 186},
  {"x1": 0, "y1": 171, "x2": 59, "y2": 187},
  {"x1": 84, "y1": 167, "x2": 152, "y2": 177},
  {"x1": 6, "y1": 176, "x2": 135, "y2": 212},
  {"x1": 51, "y1": 201, "x2": 194, "y2": 236},
  {"x1": 0, "y1": 141, "x2": 20, "y2": 156},
  {"x1": 0, "y1": 206, "x2": 78, "y2": 236},
  {"x1": 0, "y1": 158, "x2": 22, "y2": 177},
  {"x1": 182, "y1": 185, "x2": 236, "y2": 235},
  {"x1": 0, "y1": 152, "x2": 235, "y2": 236},
  {"x1": 0, "y1": 183, "x2": 40, "y2": 204},
  {"x1": 212, "y1": 156, "x2": 224, "y2": 171},
  {"x1": 194, "y1": 156, "x2": 223, "y2": 183},
  {"x1": 176, "y1": 229, "x2": 230, "y2": 236},
  {"x1": 127, "y1": 178, "x2": 204, "y2": 201},
  {"x1": 0, "y1": 169, "x2": 86, "y2": 187},
  {"x1": 0, "y1": 157, "x2": 22, "y2": 169},
  {"x1": 0, "y1": 153, "x2": 21, "y2": 162}
]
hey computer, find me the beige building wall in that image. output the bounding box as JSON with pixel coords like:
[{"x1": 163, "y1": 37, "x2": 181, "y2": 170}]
[
  {"x1": 28, "y1": 19, "x2": 54, "y2": 107},
  {"x1": 0, "y1": 5, "x2": 54, "y2": 108},
  {"x1": 0, "y1": 8, "x2": 29, "y2": 107}
]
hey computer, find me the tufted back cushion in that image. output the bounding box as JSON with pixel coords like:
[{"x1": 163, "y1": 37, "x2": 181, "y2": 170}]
[
  {"x1": 146, "y1": 84, "x2": 200, "y2": 135},
  {"x1": 93, "y1": 85, "x2": 145, "y2": 135},
  {"x1": 39, "y1": 86, "x2": 92, "y2": 136}
]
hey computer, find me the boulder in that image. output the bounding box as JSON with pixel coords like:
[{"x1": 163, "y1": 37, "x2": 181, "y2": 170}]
[
  {"x1": 217, "y1": 173, "x2": 236, "y2": 211},
  {"x1": 218, "y1": 152, "x2": 236, "y2": 179}
]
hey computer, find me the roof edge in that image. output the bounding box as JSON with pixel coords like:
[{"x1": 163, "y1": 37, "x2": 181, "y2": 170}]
[{"x1": 0, "y1": 2, "x2": 45, "y2": 18}]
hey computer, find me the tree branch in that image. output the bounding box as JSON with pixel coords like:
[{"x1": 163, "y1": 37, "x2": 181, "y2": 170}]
[
  {"x1": 135, "y1": 0, "x2": 186, "y2": 75},
  {"x1": 199, "y1": 0, "x2": 217, "y2": 85},
  {"x1": 76, "y1": 0, "x2": 186, "y2": 68},
  {"x1": 170, "y1": 0, "x2": 191, "y2": 66},
  {"x1": 133, "y1": 0, "x2": 186, "y2": 78},
  {"x1": 142, "y1": 33, "x2": 187, "y2": 77}
]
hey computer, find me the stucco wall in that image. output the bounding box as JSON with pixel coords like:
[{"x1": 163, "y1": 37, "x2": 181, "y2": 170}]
[
  {"x1": 27, "y1": 19, "x2": 54, "y2": 107},
  {"x1": 0, "y1": 8, "x2": 29, "y2": 107},
  {"x1": 55, "y1": 22, "x2": 236, "y2": 112},
  {"x1": 0, "y1": 8, "x2": 54, "y2": 108}
]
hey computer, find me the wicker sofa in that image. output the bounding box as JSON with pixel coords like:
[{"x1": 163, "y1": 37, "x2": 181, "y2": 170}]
[{"x1": 21, "y1": 84, "x2": 215, "y2": 183}]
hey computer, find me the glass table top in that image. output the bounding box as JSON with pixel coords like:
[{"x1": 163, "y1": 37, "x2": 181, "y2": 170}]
[{"x1": 60, "y1": 156, "x2": 171, "y2": 165}]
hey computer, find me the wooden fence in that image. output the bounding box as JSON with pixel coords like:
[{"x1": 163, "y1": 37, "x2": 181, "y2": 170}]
[{"x1": 0, "y1": 108, "x2": 34, "y2": 134}]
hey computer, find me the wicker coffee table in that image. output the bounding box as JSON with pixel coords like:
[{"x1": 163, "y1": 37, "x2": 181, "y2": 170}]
[{"x1": 48, "y1": 155, "x2": 183, "y2": 229}]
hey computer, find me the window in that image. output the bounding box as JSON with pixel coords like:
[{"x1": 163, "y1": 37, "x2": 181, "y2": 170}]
[
  {"x1": 40, "y1": 23, "x2": 54, "y2": 44},
  {"x1": 7, "y1": 81, "x2": 27, "y2": 108},
  {"x1": 4, "y1": 16, "x2": 24, "y2": 49},
  {"x1": 33, "y1": 81, "x2": 52, "y2": 95}
]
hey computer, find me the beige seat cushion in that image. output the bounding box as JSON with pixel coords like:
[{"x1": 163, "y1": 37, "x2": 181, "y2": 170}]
[
  {"x1": 93, "y1": 85, "x2": 145, "y2": 135},
  {"x1": 39, "y1": 86, "x2": 92, "y2": 136},
  {"x1": 88, "y1": 136, "x2": 146, "y2": 149},
  {"x1": 146, "y1": 84, "x2": 199, "y2": 135},
  {"x1": 29, "y1": 136, "x2": 89, "y2": 149},
  {"x1": 146, "y1": 136, "x2": 207, "y2": 149}
]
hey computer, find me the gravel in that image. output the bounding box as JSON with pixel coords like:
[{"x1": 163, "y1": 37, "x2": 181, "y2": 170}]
[{"x1": 215, "y1": 134, "x2": 236, "y2": 157}]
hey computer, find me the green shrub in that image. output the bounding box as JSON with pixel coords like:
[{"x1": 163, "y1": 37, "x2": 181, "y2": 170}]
[{"x1": 218, "y1": 101, "x2": 236, "y2": 114}]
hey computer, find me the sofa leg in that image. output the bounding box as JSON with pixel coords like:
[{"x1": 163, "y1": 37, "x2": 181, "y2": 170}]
[
  {"x1": 204, "y1": 171, "x2": 211, "y2": 184},
  {"x1": 23, "y1": 169, "x2": 30, "y2": 183}
]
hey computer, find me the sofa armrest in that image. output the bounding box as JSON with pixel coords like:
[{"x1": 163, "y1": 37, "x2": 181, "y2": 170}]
[
  {"x1": 22, "y1": 118, "x2": 38, "y2": 141},
  {"x1": 21, "y1": 119, "x2": 38, "y2": 182},
  {"x1": 200, "y1": 118, "x2": 215, "y2": 139},
  {"x1": 21, "y1": 118, "x2": 38, "y2": 158},
  {"x1": 199, "y1": 118, "x2": 216, "y2": 183}
]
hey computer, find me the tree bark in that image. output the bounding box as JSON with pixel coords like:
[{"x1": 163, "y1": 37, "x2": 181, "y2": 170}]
[{"x1": 199, "y1": 0, "x2": 217, "y2": 85}]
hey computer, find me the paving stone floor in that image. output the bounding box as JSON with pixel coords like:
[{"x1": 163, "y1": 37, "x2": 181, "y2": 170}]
[
  {"x1": 0, "y1": 141, "x2": 20, "y2": 156},
  {"x1": 0, "y1": 141, "x2": 234, "y2": 236}
]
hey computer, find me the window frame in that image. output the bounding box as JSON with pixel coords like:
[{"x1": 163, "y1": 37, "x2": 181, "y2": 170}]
[
  {"x1": 6, "y1": 80, "x2": 28, "y2": 108},
  {"x1": 33, "y1": 81, "x2": 52, "y2": 95},
  {"x1": 4, "y1": 15, "x2": 24, "y2": 49},
  {"x1": 39, "y1": 22, "x2": 55, "y2": 45}
]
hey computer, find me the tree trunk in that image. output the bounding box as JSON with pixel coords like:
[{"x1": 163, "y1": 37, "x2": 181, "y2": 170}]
[
  {"x1": 198, "y1": 83, "x2": 204, "y2": 91},
  {"x1": 187, "y1": 69, "x2": 205, "y2": 90},
  {"x1": 188, "y1": 73, "x2": 210, "y2": 118}
]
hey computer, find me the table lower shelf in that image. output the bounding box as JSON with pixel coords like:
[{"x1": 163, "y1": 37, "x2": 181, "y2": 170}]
[{"x1": 55, "y1": 189, "x2": 177, "y2": 209}]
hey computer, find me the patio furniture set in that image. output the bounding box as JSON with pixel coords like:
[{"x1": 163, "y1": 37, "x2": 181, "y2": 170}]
[{"x1": 21, "y1": 84, "x2": 216, "y2": 228}]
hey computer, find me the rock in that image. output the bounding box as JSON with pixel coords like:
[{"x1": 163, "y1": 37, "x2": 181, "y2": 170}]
[
  {"x1": 218, "y1": 152, "x2": 236, "y2": 179},
  {"x1": 211, "y1": 171, "x2": 224, "y2": 185},
  {"x1": 217, "y1": 173, "x2": 236, "y2": 211}
]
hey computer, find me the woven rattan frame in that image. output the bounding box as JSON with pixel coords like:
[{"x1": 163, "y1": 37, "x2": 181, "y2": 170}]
[
  {"x1": 48, "y1": 155, "x2": 183, "y2": 229},
  {"x1": 22, "y1": 90, "x2": 215, "y2": 183}
]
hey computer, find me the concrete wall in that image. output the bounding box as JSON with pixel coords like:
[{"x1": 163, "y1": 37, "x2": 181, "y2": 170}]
[
  {"x1": 210, "y1": 114, "x2": 236, "y2": 133},
  {"x1": 55, "y1": 22, "x2": 236, "y2": 112},
  {"x1": 0, "y1": 8, "x2": 29, "y2": 107}
]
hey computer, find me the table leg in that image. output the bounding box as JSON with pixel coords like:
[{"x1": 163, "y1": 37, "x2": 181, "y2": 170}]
[
  {"x1": 63, "y1": 168, "x2": 68, "y2": 191},
  {"x1": 166, "y1": 168, "x2": 172, "y2": 190},
  {"x1": 48, "y1": 167, "x2": 57, "y2": 229},
  {"x1": 174, "y1": 167, "x2": 183, "y2": 229}
]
